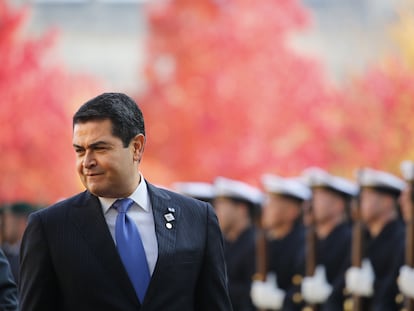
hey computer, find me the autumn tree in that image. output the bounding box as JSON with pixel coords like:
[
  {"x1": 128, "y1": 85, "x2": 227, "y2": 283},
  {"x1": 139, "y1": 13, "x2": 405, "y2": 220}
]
[
  {"x1": 335, "y1": 3, "x2": 414, "y2": 176},
  {"x1": 139, "y1": 0, "x2": 345, "y2": 185},
  {"x1": 322, "y1": 2, "x2": 414, "y2": 177},
  {"x1": 0, "y1": 1, "x2": 99, "y2": 204}
]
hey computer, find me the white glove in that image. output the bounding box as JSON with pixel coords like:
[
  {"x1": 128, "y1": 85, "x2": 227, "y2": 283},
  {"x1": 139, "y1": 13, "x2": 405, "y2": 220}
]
[
  {"x1": 345, "y1": 259, "x2": 375, "y2": 297},
  {"x1": 251, "y1": 273, "x2": 286, "y2": 310},
  {"x1": 398, "y1": 265, "x2": 414, "y2": 299},
  {"x1": 301, "y1": 265, "x2": 333, "y2": 304}
]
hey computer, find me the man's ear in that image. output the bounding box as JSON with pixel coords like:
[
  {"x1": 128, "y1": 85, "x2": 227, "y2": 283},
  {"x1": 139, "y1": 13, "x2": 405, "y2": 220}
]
[{"x1": 132, "y1": 134, "x2": 146, "y2": 162}]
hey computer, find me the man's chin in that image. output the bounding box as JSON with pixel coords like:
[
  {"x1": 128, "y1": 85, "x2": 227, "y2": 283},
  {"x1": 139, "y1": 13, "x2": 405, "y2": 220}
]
[{"x1": 85, "y1": 183, "x2": 106, "y2": 197}]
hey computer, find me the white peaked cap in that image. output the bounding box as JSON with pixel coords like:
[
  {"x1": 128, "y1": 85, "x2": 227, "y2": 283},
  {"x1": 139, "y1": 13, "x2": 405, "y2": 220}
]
[
  {"x1": 358, "y1": 168, "x2": 406, "y2": 192},
  {"x1": 261, "y1": 174, "x2": 312, "y2": 201},
  {"x1": 172, "y1": 182, "x2": 214, "y2": 200},
  {"x1": 401, "y1": 160, "x2": 414, "y2": 181},
  {"x1": 302, "y1": 167, "x2": 358, "y2": 197},
  {"x1": 213, "y1": 177, "x2": 263, "y2": 205}
]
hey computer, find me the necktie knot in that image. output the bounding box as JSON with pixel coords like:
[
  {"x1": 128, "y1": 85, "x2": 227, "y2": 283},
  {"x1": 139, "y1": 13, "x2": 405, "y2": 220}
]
[{"x1": 113, "y1": 198, "x2": 134, "y2": 214}]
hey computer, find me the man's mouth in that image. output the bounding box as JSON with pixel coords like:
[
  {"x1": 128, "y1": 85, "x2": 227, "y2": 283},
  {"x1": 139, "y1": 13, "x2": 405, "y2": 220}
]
[{"x1": 85, "y1": 172, "x2": 103, "y2": 177}]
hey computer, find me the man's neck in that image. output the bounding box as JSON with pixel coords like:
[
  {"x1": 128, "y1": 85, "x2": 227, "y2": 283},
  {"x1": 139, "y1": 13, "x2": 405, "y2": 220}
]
[
  {"x1": 268, "y1": 222, "x2": 294, "y2": 240},
  {"x1": 367, "y1": 214, "x2": 396, "y2": 238},
  {"x1": 316, "y1": 215, "x2": 343, "y2": 239},
  {"x1": 226, "y1": 219, "x2": 251, "y2": 242}
]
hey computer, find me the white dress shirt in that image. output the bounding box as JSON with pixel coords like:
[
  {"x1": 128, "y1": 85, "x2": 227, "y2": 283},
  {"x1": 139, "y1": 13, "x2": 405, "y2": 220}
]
[{"x1": 98, "y1": 174, "x2": 158, "y2": 275}]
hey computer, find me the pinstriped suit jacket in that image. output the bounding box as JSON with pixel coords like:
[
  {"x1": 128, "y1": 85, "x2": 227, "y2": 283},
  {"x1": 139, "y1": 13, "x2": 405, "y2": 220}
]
[{"x1": 19, "y1": 182, "x2": 233, "y2": 311}]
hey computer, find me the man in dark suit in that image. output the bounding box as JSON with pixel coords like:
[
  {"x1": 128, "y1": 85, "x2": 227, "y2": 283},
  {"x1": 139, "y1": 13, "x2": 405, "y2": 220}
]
[{"x1": 19, "y1": 92, "x2": 233, "y2": 311}]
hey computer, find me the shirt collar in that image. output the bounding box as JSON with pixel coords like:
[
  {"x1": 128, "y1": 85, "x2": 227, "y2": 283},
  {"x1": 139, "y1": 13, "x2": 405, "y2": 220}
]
[{"x1": 99, "y1": 173, "x2": 150, "y2": 214}]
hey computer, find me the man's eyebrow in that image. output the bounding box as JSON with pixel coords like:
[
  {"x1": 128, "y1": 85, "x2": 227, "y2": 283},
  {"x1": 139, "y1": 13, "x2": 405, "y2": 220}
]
[
  {"x1": 73, "y1": 141, "x2": 112, "y2": 149},
  {"x1": 89, "y1": 141, "x2": 112, "y2": 148}
]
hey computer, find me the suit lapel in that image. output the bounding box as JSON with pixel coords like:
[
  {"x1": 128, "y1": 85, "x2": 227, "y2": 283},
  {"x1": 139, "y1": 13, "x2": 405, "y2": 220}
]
[
  {"x1": 143, "y1": 183, "x2": 179, "y2": 305},
  {"x1": 68, "y1": 191, "x2": 140, "y2": 308}
]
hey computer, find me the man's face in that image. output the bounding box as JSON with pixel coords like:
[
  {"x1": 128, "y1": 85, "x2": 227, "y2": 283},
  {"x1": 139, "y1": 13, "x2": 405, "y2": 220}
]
[
  {"x1": 360, "y1": 188, "x2": 386, "y2": 224},
  {"x1": 312, "y1": 188, "x2": 341, "y2": 223},
  {"x1": 3, "y1": 213, "x2": 18, "y2": 244},
  {"x1": 262, "y1": 194, "x2": 297, "y2": 230},
  {"x1": 399, "y1": 186, "x2": 412, "y2": 222},
  {"x1": 72, "y1": 119, "x2": 144, "y2": 198},
  {"x1": 213, "y1": 197, "x2": 239, "y2": 233}
]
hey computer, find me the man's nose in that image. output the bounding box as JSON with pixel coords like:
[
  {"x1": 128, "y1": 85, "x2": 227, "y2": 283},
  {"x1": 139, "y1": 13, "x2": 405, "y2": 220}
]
[{"x1": 83, "y1": 150, "x2": 96, "y2": 169}]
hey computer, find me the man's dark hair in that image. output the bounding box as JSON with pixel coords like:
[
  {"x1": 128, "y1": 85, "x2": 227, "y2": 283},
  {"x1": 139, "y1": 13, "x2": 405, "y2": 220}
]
[{"x1": 73, "y1": 92, "x2": 145, "y2": 147}]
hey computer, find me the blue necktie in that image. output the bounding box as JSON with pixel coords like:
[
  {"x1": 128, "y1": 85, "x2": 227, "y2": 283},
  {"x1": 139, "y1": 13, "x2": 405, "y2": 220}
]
[{"x1": 113, "y1": 198, "x2": 150, "y2": 302}]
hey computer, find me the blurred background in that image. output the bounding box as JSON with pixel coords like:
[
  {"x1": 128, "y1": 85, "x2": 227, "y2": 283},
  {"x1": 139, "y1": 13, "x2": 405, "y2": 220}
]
[{"x1": 2, "y1": 0, "x2": 414, "y2": 205}]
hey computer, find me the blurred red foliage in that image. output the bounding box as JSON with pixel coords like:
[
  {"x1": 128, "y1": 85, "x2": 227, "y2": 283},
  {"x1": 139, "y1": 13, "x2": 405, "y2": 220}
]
[
  {"x1": 337, "y1": 58, "x2": 414, "y2": 176},
  {"x1": 139, "y1": 0, "x2": 345, "y2": 185},
  {"x1": 0, "y1": 1, "x2": 100, "y2": 204},
  {"x1": 139, "y1": 0, "x2": 414, "y2": 186}
]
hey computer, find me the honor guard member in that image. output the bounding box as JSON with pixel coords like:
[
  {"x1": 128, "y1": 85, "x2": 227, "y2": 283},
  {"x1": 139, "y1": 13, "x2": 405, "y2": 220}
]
[
  {"x1": 398, "y1": 160, "x2": 414, "y2": 301},
  {"x1": 1, "y1": 202, "x2": 36, "y2": 283},
  {"x1": 345, "y1": 168, "x2": 405, "y2": 311},
  {"x1": 213, "y1": 177, "x2": 263, "y2": 311},
  {"x1": 301, "y1": 167, "x2": 358, "y2": 311},
  {"x1": 250, "y1": 174, "x2": 311, "y2": 311},
  {"x1": 0, "y1": 248, "x2": 18, "y2": 311},
  {"x1": 171, "y1": 182, "x2": 214, "y2": 204}
]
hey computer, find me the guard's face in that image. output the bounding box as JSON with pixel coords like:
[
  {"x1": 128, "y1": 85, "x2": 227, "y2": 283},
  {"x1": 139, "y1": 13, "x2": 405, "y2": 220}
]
[
  {"x1": 399, "y1": 186, "x2": 412, "y2": 222},
  {"x1": 360, "y1": 188, "x2": 384, "y2": 223},
  {"x1": 312, "y1": 188, "x2": 341, "y2": 223},
  {"x1": 262, "y1": 194, "x2": 296, "y2": 229},
  {"x1": 213, "y1": 197, "x2": 239, "y2": 233},
  {"x1": 73, "y1": 119, "x2": 144, "y2": 198},
  {"x1": 2, "y1": 213, "x2": 20, "y2": 243}
]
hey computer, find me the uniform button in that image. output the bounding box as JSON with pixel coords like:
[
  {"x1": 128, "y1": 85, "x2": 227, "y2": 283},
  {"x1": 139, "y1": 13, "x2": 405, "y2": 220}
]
[
  {"x1": 252, "y1": 273, "x2": 265, "y2": 281},
  {"x1": 292, "y1": 274, "x2": 303, "y2": 285},
  {"x1": 395, "y1": 293, "x2": 404, "y2": 304},
  {"x1": 292, "y1": 292, "x2": 302, "y2": 303}
]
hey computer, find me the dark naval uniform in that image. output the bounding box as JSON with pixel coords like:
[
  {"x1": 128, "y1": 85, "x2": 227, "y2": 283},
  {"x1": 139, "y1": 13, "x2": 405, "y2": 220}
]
[
  {"x1": 315, "y1": 222, "x2": 352, "y2": 311},
  {"x1": 1, "y1": 245, "x2": 19, "y2": 283},
  {"x1": 0, "y1": 248, "x2": 18, "y2": 310},
  {"x1": 363, "y1": 219, "x2": 404, "y2": 311},
  {"x1": 267, "y1": 222, "x2": 305, "y2": 311},
  {"x1": 225, "y1": 226, "x2": 256, "y2": 311}
]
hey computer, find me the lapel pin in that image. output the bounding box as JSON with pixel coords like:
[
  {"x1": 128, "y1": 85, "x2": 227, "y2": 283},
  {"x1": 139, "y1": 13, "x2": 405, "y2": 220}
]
[
  {"x1": 168, "y1": 207, "x2": 175, "y2": 213},
  {"x1": 164, "y1": 213, "x2": 175, "y2": 222},
  {"x1": 166, "y1": 223, "x2": 173, "y2": 229}
]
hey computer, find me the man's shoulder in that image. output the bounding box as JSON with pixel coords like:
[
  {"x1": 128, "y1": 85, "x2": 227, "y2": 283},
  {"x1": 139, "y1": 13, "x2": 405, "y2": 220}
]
[{"x1": 32, "y1": 191, "x2": 93, "y2": 219}]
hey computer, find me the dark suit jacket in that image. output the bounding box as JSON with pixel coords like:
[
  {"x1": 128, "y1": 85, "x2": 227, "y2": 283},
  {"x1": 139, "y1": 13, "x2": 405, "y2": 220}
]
[{"x1": 19, "y1": 182, "x2": 233, "y2": 311}]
